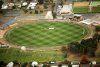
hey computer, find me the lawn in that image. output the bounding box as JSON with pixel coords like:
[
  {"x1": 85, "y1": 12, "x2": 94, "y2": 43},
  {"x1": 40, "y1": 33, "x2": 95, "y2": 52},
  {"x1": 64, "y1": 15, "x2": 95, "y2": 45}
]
[
  {"x1": 0, "y1": 48, "x2": 63, "y2": 62},
  {"x1": 73, "y1": 2, "x2": 89, "y2": 13},
  {"x1": 73, "y1": 6, "x2": 88, "y2": 13},
  {"x1": 90, "y1": 1, "x2": 100, "y2": 6},
  {"x1": 5, "y1": 22, "x2": 88, "y2": 47},
  {"x1": 73, "y1": 1, "x2": 100, "y2": 13}
]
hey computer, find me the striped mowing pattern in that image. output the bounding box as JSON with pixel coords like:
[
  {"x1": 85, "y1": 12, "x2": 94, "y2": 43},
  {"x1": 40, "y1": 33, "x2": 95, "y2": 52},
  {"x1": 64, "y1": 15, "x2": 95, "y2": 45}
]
[{"x1": 5, "y1": 22, "x2": 87, "y2": 47}]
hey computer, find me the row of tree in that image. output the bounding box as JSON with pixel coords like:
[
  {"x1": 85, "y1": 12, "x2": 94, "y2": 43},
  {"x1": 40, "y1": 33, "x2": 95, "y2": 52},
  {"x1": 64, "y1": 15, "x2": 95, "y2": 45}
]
[{"x1": 68, "y1": 35, "x2": 99, "y2": 57}]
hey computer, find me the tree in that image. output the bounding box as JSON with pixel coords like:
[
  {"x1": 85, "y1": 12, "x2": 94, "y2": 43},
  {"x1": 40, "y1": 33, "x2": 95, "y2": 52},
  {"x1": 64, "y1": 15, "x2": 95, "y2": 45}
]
[
  {"x1": 0, "y1": 0, "x2": 3, "y2": 9},
  {"x1": 88, "y1": 47, "x2": 96, "y2": 57},
  {"x1": 95, "y1": 26, "x2": 100, "y2": 32},
  {"x1": 38, "y1": 0, "x2": 44, "y2": 4},
  {"x1": 68, "y1": 42, "x2": 82, "y2": 54},
  {"x1": 61, "y1": 46, "x2": 67, "y2": 53},
  {"x1": 80, "y1": 55, "x2": 90, "y2": 64},
  {"x1": 93, "y1": 33, "x2": 100, "y2": 43},
  {"x1": 0, "y1": 61, "x2": 7, "y2": 67},
  {"x1": 80, "y1": 38, "x2": 98, "y2": 56},
  {"x1": 61, "y1": 46, "x2": 68, "y2": 58},
  {"x1": 95, "y1": 49, "x2": 100, "y2": 57},
  {"x1": 21, "y1": 62, "x2": 29, "y2": 67},
  {"x1": 0, "y1": 0, "x2": 3, "y2": 14},
  {"x1": 68, "y1": 31, "x2": 99, "y2": 56},
  {"x1": 13, "y1": 60, "x2": 21, "y2": 67}
]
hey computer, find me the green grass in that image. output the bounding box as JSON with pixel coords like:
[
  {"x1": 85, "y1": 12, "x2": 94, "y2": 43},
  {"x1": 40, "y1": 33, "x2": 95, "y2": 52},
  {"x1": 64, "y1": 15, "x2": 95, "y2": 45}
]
[
  {"x1": 90, "y1": 1, "x2": 100, "y2": 13},
  {"x1": 0, "y1": 48, "x2": 63, "y2": 62},
  {"x1": 5, "y1": 22, "x2": 87, "y2": 47},
  {"x1": 73, "y1": 6, "x2": 88, "y2": 13},
  {"x1": 73, "y1": 6, "x2": 100, "y2": 13},
  {"x1": 90, "y1": 1, "x2": 100, "y2": 6},
  {"x1": 73, "y1": 1, "x2": 100, "y2": 13}
]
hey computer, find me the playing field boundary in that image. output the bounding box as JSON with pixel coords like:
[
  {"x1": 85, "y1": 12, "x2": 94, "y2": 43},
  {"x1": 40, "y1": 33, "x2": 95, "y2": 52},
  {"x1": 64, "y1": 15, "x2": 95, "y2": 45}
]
[{"x1": 3, "y1": 20, "x2": 93, "y2": 50}]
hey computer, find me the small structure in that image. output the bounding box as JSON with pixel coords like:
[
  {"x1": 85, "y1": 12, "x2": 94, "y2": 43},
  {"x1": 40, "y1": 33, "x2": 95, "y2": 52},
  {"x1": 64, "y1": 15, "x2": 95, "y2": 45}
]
[
  {"x1": 71, "y1": 61, "x2": 80, "y2": 67},
  {"x1": 92, "y1": 61, "x2": 96, "y2": 65},
  {"x1": 31, "y1": 61, "x2": 38, "y2": 67},
  {"x1": 21, "y1": 46, "x2": 26, "y2": 51},
  {"x1": 58, "y1": 4, "x2": 73, "y2": 19},
  {"x1": 6, "y1": 62, "x2": 14, "y2": 67},
  {"x1": 60, "y1": 4, "x2": 73, "y2": 14},
  {"x1": 45, "y1": 11, "x2": 53, "y2": 19},
  {"x1": 2, "y1": 3, "x2": 14, "y2": 9},
  {"x1": 8, "y1": 3, "x2": 14, "y2": 7},
  {"x1": 22, "y1": 2, "x2": 28, "y2": 7},
  {"x1": 49, "y1": 27, "x2": 54, "y2": 30}
]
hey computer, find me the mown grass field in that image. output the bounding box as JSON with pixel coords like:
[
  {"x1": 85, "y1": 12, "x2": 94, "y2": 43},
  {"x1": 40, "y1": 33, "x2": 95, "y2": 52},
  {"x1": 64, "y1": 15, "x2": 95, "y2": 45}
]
[{"x1": 5, "y1": 22, "x2": 88, "y2": 47}]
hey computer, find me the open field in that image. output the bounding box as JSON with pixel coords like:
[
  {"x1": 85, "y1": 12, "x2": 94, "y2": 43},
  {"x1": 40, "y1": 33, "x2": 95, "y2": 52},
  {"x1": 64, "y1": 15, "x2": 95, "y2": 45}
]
[
  {"x1": 0, "y1": 48, "x2": 63, "y2": 62},
  {"x1": 73, "y1": 1, "x2": 100, "y2": 13},
  {"x1": 90, "y1": 1, "x2": 100, "y2": 6},
  {"x1": 73, "y1": 6, "x2": 88, "y2": 13},
  {"x1": 5, "y1": 22, "x2": 88, "y2": 47},
  {"x1": 73, "y1": 2, "x2": 89, "y2": 13}
]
